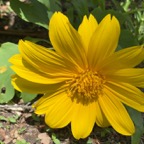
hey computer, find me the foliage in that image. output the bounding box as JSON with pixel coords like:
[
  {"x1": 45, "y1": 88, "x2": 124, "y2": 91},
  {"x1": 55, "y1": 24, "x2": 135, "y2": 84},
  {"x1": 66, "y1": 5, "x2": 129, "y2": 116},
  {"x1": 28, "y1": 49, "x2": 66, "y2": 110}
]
[
  {"x1": 0, "y1": 0, "x2": 144, "y2": 143},
  {"x1": 10, "y1": 0, "x2": 61, "y2": 29},
  {"x1": 16, "y1": 139, "x2": 30, "y2": 144},
  {"x1": 0, "y1": 114, "x2": 19, "y2": 123},
  {"x1": 52, "y1": 133, "x2": 61, "y2": 144},
  {"x1": 126, "y1": 107, "x2": 144, "y2": 144},
  {"x1": 0, "y1": 43, "x2": 18, "y2": 103}
]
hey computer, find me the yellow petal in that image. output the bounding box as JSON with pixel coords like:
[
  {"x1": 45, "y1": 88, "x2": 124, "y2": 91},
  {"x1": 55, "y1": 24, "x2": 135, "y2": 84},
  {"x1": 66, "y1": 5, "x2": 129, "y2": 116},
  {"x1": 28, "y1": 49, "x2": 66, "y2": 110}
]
[
  {"x1": 88, "y1": 14, "x2": 120, "y2": 69},
  {"x1": 106, "y1": 68, "x2": 144, "y2": 88},
  {"x1": 71, "y1": 102, "x2": 96, "y2": 139},
  {"x1": 18, "y1": 40, "x2": 79, "y2": 75},
  {"x1": 34, "y1": 91, "x2": 73, "y2": 128},
  {"x1": 10, "y1": 54, "x2": 72, "y2": 84},
  {"x1": 11, "y1": 74, "x2": 64, "y2": 94},
  {"x1": 49, "y1": 12, "x2": 87, "y2": 69},
  {"x1": 78, "y1": 14, "x2": 98, "y2": 53},
  {"x1": 100, "y1": 46, "x2": 144, "y2": 73},
  {"x1": 105, "y1": 81, "x2": 144, "y2": 111},
  {"x1": 44, "y1": 94, "x2": 73, "y2": 128},
  {"x1": 95, "y1": 101, "x2": 110, "y2": 127},
  {"x1": 33, "y1": 90, "x2": 69, "y2": 114},
  {"x1": 99, "y1": 91, "x2": 135, "y2": 135}
]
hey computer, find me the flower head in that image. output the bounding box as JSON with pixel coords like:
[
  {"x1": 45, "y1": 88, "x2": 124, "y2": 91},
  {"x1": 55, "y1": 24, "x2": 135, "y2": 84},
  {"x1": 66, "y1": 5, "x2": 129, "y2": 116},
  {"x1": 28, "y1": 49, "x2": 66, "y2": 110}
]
[{"x1": 9, "y1": 12, "x2": 144, "y2": 139}]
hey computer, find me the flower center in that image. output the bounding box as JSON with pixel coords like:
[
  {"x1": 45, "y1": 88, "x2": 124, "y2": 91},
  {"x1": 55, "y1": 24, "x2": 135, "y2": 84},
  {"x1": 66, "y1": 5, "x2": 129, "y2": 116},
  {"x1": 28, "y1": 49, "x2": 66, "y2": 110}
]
[{"x1": 66, "y1": 70, "x2": 105, "y2": 104}]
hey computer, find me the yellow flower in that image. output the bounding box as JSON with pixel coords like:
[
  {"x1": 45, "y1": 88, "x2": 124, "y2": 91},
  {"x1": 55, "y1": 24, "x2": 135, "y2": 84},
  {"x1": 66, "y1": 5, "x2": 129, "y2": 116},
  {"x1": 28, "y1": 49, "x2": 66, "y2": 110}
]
[{"x1": 9, "y1": 12, "x2": 144, "y2": 139}]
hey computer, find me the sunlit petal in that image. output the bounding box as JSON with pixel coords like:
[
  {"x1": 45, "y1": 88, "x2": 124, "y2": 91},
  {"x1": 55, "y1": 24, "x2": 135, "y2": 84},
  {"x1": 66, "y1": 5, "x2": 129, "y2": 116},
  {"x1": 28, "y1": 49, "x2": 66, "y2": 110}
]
[
  {"x1": 71, "y1": 102, "x2": 96, "y2": 139},
  {"x1": 34, "y1": 91, "x2": 73, "y2": 128},
  {"x1": 44, "y1": 94, "x2": 73, "y2": 128},
  {"x1": 100, "y1": 46, "x2": 144, "y2": 73},
  {"x1": 34, "y1": 89, "x2": 67, "y2": 114},
  {"x1": 95, "y1": 101, "x2": 110, "y2": 127},
  {"x1": 10, "y1": 54, "x2": 72, "y2": 84},
  {"x1": 88, "y1": 14, "x2": 120, "y2": 69},
  {"x1": 105, "y1": 81, "x2": 144, "y2": 111},
  {"x1": 11, "y1": 74, "x2": 65, "y2": 94},
  {"x1": 49, "y1": 12, "x2": 87, "y2": 69},
  {"x1": 99, "y1": 91, "x2": 135, "y2": 135},
  {"x1": 18, "y1": 40, "x2": 80, "y2": 74},
  {"x1": 78, "y1": 14, "x2": 98, "y2": 53},
  {"x1": 106, "y1": 68, "x2": 144, "y2": 88}
]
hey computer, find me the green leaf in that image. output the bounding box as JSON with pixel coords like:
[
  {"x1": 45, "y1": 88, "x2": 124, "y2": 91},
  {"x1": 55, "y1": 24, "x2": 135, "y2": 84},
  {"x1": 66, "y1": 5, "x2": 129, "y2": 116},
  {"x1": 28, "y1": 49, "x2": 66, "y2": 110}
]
[
  {"x1": 10, "y1": 0, "x2": 62, "y2": 29},
  {"x1": 16, "y1": 139, "x2": 30, "y2": 144},
  {"x1": 0, "y1": 140, "x2": 5, "y2": 144},
  {"x1": 0, "y1": 42, "x2": 19, "y2": 103},
  {"x1": 10, "y1": 0, "x2": 49, "y2": 29},
  {"x1": 86, "y1": 138, "x2": 93, "y2": 144},
  {"x1": 8, "y1": 117, "x2": 17, "y2": 123},
  {"x1": 121, "y1": 0, "x2": 131, "y2": 12},
  {"x1": 18, "y1": 127, "x2": 26, "y2": 134},
  {"x1": 97, "y1": 0, "x2": 105, "y2": 10},
  {"x1": 66, "y1": 7, "x2": 75, "y2": 26},
  {"x1": 71, "y1": 0, "x2": 90, "y2": 28},
  {"x1": 8, "y1": 115, "x2": 19, "y2": 123},
  {"x1": 126, "y1": 107, "x2": 144, "y2": 144},
  {"x1": 52, "y1": 133, "x2": 61, "y2": 144},
  {"x1": 119, "y1": 30, "x2": 138, "y2": 48},
  {"x1": 72, "y1": 0, "x2": 89, "y2": 17},
  {"x1": 0, "y1": 116, "x2": 8, "y2": 121},
  {"x1": 37, "y1": 0, "x2": 61, "y2": 12},
  {"x1": 21, "y1": 92, "x2": 37, "y2": 103}
]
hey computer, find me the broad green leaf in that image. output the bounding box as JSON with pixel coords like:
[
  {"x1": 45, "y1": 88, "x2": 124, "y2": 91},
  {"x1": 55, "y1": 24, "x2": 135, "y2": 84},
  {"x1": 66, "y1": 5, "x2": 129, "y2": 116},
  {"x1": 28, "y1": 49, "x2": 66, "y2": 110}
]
[
  {"x1": 71, "y1": 0, "x2": 90, "y2": 28},
  {"x1": 21, "y1": 92, "x2": 37, "y2": 103},
  {"x1": 10, "y1": 0, "x2": 62, "y2": 29},
  {"x1": 72, "y1": 0, "x2": 89, "y2": 17},
  {"x1": 37, "y1": 0, "x2": 61, "y2": 11},
  {"x1": 10, "y1": 0, "x2": 49, "y2": 29},
  {"x1": 37, "y1": 0, "x2": 61, "y2": 20},
  {"x1": 126, "y1": 107, "x2": 144, "y2": 144},
  {"x1": 0, "y1": 42, "x2": 19, "y2": 103},
  {"x1": 119, "y1": 30, "x2": 138, "y2": 48},
  {"x1": 66, "y1": 7, "x2": 75, "y2": 26}
]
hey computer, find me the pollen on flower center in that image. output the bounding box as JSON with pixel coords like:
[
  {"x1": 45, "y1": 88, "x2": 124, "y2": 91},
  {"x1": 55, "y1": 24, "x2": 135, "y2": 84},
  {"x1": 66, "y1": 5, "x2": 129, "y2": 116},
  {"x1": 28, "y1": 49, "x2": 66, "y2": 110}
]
[{"x1": 67, "y1": 70, "x2": 105, "y2": 104}]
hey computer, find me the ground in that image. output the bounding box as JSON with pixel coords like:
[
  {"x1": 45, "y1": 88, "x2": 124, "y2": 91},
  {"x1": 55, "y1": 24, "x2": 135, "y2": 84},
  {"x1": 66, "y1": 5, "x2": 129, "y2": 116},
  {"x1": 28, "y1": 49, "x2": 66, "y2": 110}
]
[{"x1": 0, "y1": 107, "x2": 131, "y2": 144}]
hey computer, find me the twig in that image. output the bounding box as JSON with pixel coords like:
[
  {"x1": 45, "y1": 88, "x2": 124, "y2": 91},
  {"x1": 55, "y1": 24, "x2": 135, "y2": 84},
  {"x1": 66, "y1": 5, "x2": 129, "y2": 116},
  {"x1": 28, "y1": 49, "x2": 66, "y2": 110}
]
[{"x1": 0, "y1": 104, "x2": 33, "y2": 111}]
